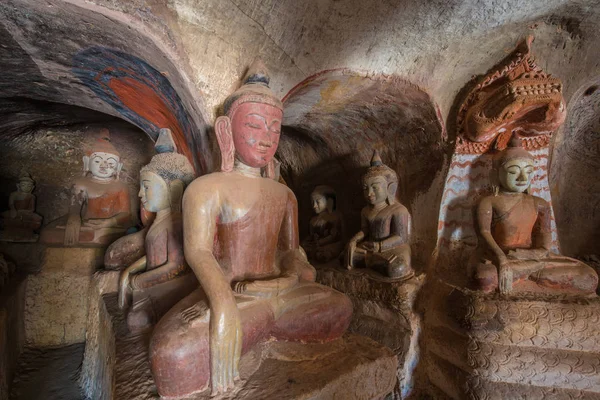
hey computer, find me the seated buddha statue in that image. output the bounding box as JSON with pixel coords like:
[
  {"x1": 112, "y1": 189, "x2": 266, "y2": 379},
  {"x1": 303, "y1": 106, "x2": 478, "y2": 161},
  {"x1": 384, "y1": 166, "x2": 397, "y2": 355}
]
[
  {"x1": 472, "y1": 137, "x2": 598, "y2": 295},
  {"x1": 118, "y1": 129, "x2": 198, "y2": 333},
  {"x1": 41, "y1": 129, "x2": 132, "y2": 247},
  {"x1": 149, "y1": 61, "x2": 353, "y2": 398},
  {"x1": 0, "y1": 172, "x2": 42, "y2": 242},
  {"x1": 345, "y1": 151, "x2": 413, "y2": 280},
  {"x1": 301, "y1": 185, "x2": 344, "y2": 263}
]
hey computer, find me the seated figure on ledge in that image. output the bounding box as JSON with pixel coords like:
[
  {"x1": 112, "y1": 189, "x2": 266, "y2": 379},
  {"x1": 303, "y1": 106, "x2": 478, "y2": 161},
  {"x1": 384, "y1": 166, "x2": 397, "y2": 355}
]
[
  {"x1": 345, "y1": 151, "x2": 413, "y2": 280},
  {"x1": 118, "y1": 128, "x2": 197, "y2": 333},
  {"x1": 0, "y1": 172, "x2": 42, "y2": 242},
  {"x1": 302, "y1": 185, "x2": 344, "y2": 263},
  {"x1": 472, "y1": 137, "x2": 598, "y2": 295},
  {"x1": 149, "y1": 61, "x2": 353, "y2": 398},
  {"x1": 41, "y1": 129, "x2": 131, "y2": 247}
]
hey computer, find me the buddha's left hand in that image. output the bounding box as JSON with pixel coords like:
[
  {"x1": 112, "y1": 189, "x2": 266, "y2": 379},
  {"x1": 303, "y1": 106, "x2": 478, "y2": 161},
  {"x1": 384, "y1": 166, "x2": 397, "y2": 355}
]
[{"x1": 361, "y1": 241, "x2": 380, "y2": 252}]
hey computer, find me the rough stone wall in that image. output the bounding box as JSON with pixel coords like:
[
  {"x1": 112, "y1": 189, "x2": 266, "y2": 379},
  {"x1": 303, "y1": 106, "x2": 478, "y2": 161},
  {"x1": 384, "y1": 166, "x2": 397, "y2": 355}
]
[
  {"x1": 551, "y1": 80, "x2": 600, "y2": 257},
  {"x1": 0, "y1": 277, "x2": 25, "y2": 399}
]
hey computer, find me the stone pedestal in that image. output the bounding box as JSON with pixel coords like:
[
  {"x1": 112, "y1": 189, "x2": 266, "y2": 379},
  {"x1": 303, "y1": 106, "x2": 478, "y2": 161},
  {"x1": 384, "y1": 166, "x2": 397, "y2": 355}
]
[
  {"x1": 0, "y1": 276, "x2": 26, "y2": 399},
  {"x1": 316, "y1": 262, "x2": 424, "y2": 399},
  {"x1": 425, "y1": 278, "x2": 600, "y2": 399},
  {"x1": 81, "y1": 271, "x2": 399, "y2": 400},
  {"x1": 24, "y1": 247, "x2": 104, "y2": 346}
]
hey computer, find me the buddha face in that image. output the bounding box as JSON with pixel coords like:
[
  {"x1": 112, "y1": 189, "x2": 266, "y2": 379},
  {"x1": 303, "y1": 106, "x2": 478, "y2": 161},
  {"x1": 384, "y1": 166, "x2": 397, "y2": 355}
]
[
  {"x1": 311, "y1": 194, "x2": 327, "y2": 215},
  {"x1": 230, "y1": 102, "x2": 282, "y2": 168},
  {"x1": 89, "y1": 152, "x2": 120, "y2": 179},
  {"x1": 139, "y1": 171, "x2": 170, "y2": 212},
  {"x1": 18, "y1": 180, "x2": 34, "y2": 193},
  {"x1": 363, "y1": 175, "x2": 388, "y2": 206},
  {"x1": 499, "y1": 158, "x2": 534, "y2": 193}
]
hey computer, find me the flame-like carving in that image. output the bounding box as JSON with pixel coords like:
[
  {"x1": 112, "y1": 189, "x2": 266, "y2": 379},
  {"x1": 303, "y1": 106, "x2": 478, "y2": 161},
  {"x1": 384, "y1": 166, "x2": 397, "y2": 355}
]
[{"x1": 456, "y1": 36, "x2": 566, "y2": 154}]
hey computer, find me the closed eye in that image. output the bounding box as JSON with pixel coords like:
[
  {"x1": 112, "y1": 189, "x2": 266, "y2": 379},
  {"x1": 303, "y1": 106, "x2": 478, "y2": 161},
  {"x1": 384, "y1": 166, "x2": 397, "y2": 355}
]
[{"x1": 245, "y1": 123, "x2": 261, "y2": 129}]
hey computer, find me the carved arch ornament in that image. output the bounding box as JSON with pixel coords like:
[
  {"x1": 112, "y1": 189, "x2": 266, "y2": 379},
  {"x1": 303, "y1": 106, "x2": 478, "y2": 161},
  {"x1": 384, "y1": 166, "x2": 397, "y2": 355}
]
[{"x1": 456, "y1": 36, "x2": 566, "y2": 154}]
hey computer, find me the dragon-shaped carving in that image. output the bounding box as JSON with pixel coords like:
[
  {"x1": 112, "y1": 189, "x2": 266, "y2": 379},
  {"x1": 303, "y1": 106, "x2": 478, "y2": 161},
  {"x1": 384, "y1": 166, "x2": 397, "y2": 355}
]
[{"x1": 456, "y1": 36, "x2": 566, "y2": 154}]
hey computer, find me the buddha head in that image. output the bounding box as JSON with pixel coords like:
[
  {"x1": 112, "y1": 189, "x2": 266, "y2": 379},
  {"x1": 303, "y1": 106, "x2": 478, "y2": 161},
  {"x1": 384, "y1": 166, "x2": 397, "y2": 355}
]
[
  {"x1": 215, "y1": 60, "x2": 283, "y2": 173},
  {"x1": 83, "y1": 129, "x2": 123, "y2": 181},
  {"x1": 362, "y1": 150, "x2": 398, "y2": 206},
  {"x1": 494, "y1": 136, "x2": 535, "y2": 193},
  {"x1": 311, "y1": 185, "x2": 336, "y2": 215},
  {"x1": 17, "y1": 172, "x2": 34, "y2": 194},
  {"x1": 139, "y1": 129, "x2": 195, "y2": 213}
]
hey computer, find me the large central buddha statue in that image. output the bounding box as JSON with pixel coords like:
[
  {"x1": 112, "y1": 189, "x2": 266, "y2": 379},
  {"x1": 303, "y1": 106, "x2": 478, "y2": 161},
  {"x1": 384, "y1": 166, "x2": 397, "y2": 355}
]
[
  {"x1": 149, "y1": 61, "x2": 353, "y2": 398},
  {"x1": 472, "y1": 137, "x2": 598, "y2": 295}
]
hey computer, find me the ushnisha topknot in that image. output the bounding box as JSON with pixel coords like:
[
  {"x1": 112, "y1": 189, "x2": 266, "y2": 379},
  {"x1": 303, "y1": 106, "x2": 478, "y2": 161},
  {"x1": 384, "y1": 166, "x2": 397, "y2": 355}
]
[
  {"x1": 141, "y1": 128, "x2": 195, "y2": 186},
  {"x1": 222, "y1": 59, "x2": 283, "y2": 116},
  {"x1": 18, "y1": 171, "x2": 34, "y2": 184},
  {"x1": 363, "y1": 150, "x2": 398, "y2": 184},
  {"x1": 84, "y1": 128, "x2": 120, "y2": 158},
  {"x1": 495, "y1": 135, "x2": 534, "y2": 168}
]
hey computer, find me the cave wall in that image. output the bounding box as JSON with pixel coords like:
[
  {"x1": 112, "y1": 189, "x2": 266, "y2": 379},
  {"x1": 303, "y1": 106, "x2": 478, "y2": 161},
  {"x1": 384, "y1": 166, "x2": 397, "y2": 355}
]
[{"x1": 551, "y1": 79, "x2": 600, "y2": 256}]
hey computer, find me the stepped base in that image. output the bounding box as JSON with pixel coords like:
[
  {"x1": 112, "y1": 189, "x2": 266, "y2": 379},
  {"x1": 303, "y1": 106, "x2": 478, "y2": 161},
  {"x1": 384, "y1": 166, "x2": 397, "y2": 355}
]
[
  {"x1": 316, "y1": 262, "x2": 423, "y2": 398},
  {"x1": 425, "y1": 279, "x2": 600, "y2": 399}
]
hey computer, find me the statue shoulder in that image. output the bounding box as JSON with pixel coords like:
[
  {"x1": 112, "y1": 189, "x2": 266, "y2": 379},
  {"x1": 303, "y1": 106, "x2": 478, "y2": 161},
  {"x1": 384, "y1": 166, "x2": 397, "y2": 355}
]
[
  {"x1": 183, "y1": 172, "x2": 225, "y2": 199},
  {"x1": 532, "y1": 195, "x2": 550, "y2": 210},
  {"x1": 389, "y1": 202, "x2": 409, "y2": 215}
]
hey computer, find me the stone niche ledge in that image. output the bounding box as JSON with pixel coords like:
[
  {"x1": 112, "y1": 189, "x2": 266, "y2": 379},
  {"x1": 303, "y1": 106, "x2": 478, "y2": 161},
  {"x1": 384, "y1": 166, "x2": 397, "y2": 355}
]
[
  {"x1": 81, "y1": 270, "x2": 399, "y2": 400},
  {"x1": 315, "y1": 262, "x2": 424, "y2": 399},
  {"x1": 425, "y1": 278, "x2": 600, "y2": 400}
]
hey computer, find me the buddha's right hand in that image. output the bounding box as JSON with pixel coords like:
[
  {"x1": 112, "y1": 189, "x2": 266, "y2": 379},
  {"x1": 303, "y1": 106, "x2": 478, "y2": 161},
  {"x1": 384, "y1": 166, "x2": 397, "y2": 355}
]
[
  {"x1": 64, "y1": 214, "x2": 81, "y2": 246},
  {"x1": 210, "y1": 297, "x2": 242, "y2": 395},
  {"x1": 498, "y1": 261, "x2": 513, "y2": 295}
]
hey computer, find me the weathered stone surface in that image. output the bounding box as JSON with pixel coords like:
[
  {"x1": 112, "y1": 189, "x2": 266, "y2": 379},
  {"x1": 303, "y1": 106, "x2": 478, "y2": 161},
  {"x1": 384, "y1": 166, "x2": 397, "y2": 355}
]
[
  {"x1": 316, "y1": 262, "x2": 423, "y2": 398},
  {"x1": 24, "y1": 247, "x2": 104, "y2": 346},
  {"x1": 79, "y1": 270, "x2": 118, "y2": 400},
  {"x1": 0, "y1": 276, "x2": 25, "y2": 399},
  {"x1": 425, "y1": 279, "x2": 600, "y2": 399},
  {"x1": 10, "y1": 344, "x2": 85, "y2": 400},
  {"x1": 81, "y1": 281, "x2": 398, "y2": 400}
]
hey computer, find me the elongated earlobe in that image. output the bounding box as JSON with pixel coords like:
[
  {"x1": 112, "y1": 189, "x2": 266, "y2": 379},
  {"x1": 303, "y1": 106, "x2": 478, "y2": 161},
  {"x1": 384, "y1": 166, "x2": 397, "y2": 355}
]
[
  {"x1": 82, "y1": 156, "x2": 90, "y2": 177},
  {"x1": 215, "y1": 116, "x2": 235, "y2": 172},
  {"x1": 116, "y1": 162, "x2": 124, "y2": 181}
]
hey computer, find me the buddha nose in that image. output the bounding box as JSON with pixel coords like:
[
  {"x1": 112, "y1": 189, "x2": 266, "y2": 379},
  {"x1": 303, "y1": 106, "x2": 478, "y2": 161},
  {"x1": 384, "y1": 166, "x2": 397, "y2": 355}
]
[
  {"x1": 138, "y1": 187, "x2": 143, "y2": 198},
  {"x1": 517, "y1": 170, "x2": 528, "y2": 181}
]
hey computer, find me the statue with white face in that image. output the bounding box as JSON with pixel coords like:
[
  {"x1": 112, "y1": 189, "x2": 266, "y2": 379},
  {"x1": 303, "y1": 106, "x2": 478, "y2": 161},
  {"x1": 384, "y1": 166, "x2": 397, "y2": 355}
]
[
  {"x1": 472, "y1": 137, "x2": 598, "y2": 295},
  {"x1": 40, "y1": 129, "x2": 132, "y2": 247},
  {"x1": 117, "y1": 129, "x2": 197, "y2": 333}
]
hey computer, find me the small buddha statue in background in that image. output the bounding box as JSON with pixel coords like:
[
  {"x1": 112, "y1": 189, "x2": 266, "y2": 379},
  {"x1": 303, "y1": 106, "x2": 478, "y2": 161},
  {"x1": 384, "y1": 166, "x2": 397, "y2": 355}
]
[
  {"x1": 41, "y1": 128, "x2": 132, "y2": 247},
  {"x1": 472, "y1": 137, "x2": 598, "y2": 295},
  {"x1": 345, "y1": 151, "x2": 413, "y2": 280},
  {"x1": 149, "y1": 60, "x2": 352, "y2": 398},
  {"x1": 118, "y1": 128, "x2": 197, "y2": 333},
  {"x1": 302, "y1": 185, "x2": 344, "y2": 263},
  {"x1": 0, "y1": 172, "x2": 42, "y2": 242}
]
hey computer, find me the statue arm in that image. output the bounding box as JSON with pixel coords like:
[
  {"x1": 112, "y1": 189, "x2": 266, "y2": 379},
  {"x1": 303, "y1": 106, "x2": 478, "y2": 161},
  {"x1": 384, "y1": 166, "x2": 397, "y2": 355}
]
[
  {"x1": 183, "y1": 184, "x2": 241, "y2": 395},
  {"x1": 118, "y1": 255, "x2": 147, "y2": 310},
  {"x1": 533, "y1": 197, "x2": 552, "y2": 251},
  {"x1": 350, "y1": 210, "x2": 368, "y2": 243},
  {"x1": 477, "y1": 197, "x2": 506, "y2": 264},
  {"x1": 379, "y1": 207, "x2": 409, "y2": 252},
  {"x1": 130, "y1": 229, "x2": 188, "y2": 289}
]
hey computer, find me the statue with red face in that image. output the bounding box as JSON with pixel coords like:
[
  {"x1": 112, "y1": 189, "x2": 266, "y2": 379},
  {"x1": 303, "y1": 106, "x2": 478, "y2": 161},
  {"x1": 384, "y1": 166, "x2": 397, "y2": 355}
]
[{"x1": 149, "y1": 61, "x2": 353, "y2": 398}]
